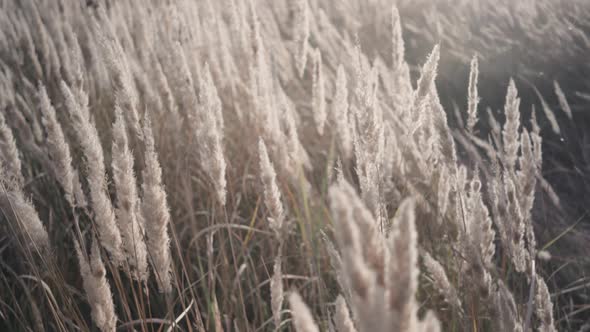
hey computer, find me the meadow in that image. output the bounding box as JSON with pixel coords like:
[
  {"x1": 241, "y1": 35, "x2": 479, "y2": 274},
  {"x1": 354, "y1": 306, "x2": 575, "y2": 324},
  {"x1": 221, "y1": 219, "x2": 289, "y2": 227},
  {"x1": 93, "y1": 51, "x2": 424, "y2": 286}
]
[{"x1": 0, "y1": 0, "x2": 588, "y2": 331}]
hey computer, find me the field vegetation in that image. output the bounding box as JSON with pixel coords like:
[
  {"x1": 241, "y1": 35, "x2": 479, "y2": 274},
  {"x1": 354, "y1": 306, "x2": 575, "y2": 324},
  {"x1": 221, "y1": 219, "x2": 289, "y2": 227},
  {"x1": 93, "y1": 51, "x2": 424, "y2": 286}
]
[{"x1": 0, "y1": 0, "x2": 587, "y2": 331}]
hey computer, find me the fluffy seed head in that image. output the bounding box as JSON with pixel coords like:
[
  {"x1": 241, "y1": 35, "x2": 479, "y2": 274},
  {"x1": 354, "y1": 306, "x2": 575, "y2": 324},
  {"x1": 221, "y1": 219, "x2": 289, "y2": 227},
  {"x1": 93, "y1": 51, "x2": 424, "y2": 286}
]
[
  {"x1": 61, "y1": 80, "x2": 123, "y2": 264},
  {"x1": 289, "y1": 292, "x2": 319, "y2": 332},
  {"x1": 38, "y1": 83, "x2": 77, "y2": 206},
  {"x1": 141, "y1": 116, "x2": 173, "y2": 292},
  {"x1": 111, "y1": 107, "x2": 148, "y2": 281},
  {"x1": 270, "y1": 255, "x2": 284, "y2": 329},
  {"x1": 0, "y1": 111, "x2": 23, "y2": 185},
  {"x1": 258, "y1": 138, "x2": 284, "y2": 235},
  {"x1": 75, "y1": 239, "x2": 117, "y2": 332},
  {"x1": 466, "y1": 55, "x2": 480, "y2": 133}
]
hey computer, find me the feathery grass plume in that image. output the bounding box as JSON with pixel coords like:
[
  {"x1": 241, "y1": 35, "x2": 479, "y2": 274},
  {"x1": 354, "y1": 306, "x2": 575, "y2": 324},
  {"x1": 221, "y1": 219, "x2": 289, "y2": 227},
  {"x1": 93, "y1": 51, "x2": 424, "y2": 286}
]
[
  {"x1": 422, "y1": 252, "x2": 462, "y2": 311},
  {"x1": 168, "y1": 41, "x2": 198, "y2": 125},
  {"x1": 288, "y1": 291, "x2": 319, "y2": 332},
  {"x1": 258, "y1": 138, "x2": 284, "y2": 235},
  {"x1": 535, "y1": 275, "x2": 556, "y2": 332},
  {"x1": 83, "y1": 26, "x2": 109, "y2": 99},
  {"x1": 270, "y1": 254, "x2": 284, "y2": 329},
  {"x1": 486, "y1": 107, "x2": 502, "y2": 144},
  {"x1": 25, "y1": 1, "x2": 51, "y2": 77},
  {"x1": 490, "y1": 173, "x2": 528, "y2": 274},
  {"x1": 212, "y1": 4, "x2": 238, "y2": 90},
  {"x1": 329, "y1": 182, "x2": 440, "y2": 332},
  {"x1": 294, "y1": 0, "x2": 310, "y2": 77},
  {"x1": 14, "y1": 91, "x2": 44, "y2": 143},
  {"x1": 332, "y1": 65, "x2": 352, "y2": 159},
  {"x1": 553, "y1": 81, "x2": 573, "y2": 120},
  {"x1": 351, "y1": 64, "x2": 385, "y2": 224},
  {"x1": 111, "y1": 107, "x2": 148, "y2": 281},
  {"x1": 329, "y1": 185, "x2": 375, "y2": 307},
  {"x1": 153, "y1": 58, "x2": 182, "y2": 136},
  {"x1": 510, "y1": 178, "x2": 529, "y2": 270},
  {"x1": 20, "y1": 16, "x2": 44, "y2": 80},
  {"x1": 200, "y1": 63, "x2": 224, "y2": 131},
  {"x1": 312, "y1": 48, "x2": 326, "y2": 135},
  {"x1": 141, "y1": 116, "x2": 172, "y2": 292},
  {"x1": 351, "y1": 46, "x2": 376, "y2": 109},
  {"x1": 37, "y1": 9, "x2": 59, "y2": 78},
  {"x1": 197, "y1": 63, "x2": 227, "y2": 205},
  {"x1": 0, "y1": 111, "x2": 23, "y2": 185},
  {"x1": 62, "y1": 22, "x2": 85, "y2": 91},
  {"x1": 52, "y1": 20, "x2": 73, "y2": 85},
  {"x1": 0, "y1": 182, "x2": 50, "y2": 251},
  {"x1": 154, "y1": 58, "x2": 177, "y2": 115},
  {"x1": 530, "y1": 108, "x2": 543, "y2": 171},
  {"x1": 74, "y1": 238, "x2": 117, "y2": 332},
  {"x1": 38, "y1": 83, "x2": 78, "y2": 207},
  {"x1": 343, "y1": 180, "x2": 387, "y2": 284},
  {"x1": 493, "y1": 281, "x2": 524, "y2": 332},
  {"x1": 250, "y1": 21, "x2": 283, "y2": 150},
  {"x1": 391, "y1": 6, "x2": 404, "y2": 73},
  {"x1": 333, "y1": 295, "x2": 357, "y2": 332},
  {"x1": 466, "y1": 55, "x2": 479, "y2": 133},
  {"x1": 249, "y1": 66, "x2": 290, "y2": 184},
  {"x1": 464, "y1": 175, "x2": 496, "y2": 269},
  {"x1": 97, "y1": 9, "x2": 142, "y2": 140},
  {"x1": 436, "y1": 165, "x2": 451, "y2": 221},
  {"x1": 533, "y1": 86, "x2": 561, "y2": 135},
  {"x1": 390, "y1": 6, "x2": 413, "y2": 110},
  {"x1": 413, "y1": 45, "x2": 440, "y2": 109},
  {"x1": 335, "y1": 158, "x2": 345, "y2": 184},
  {"x1": 429, "y1": 84, "x2": 458, "y2": 165},
  {"x1": 61, "y1": 80, "x2": 123, "y2": 264},
  {"x1": 279, "y1": 90, "x2": 312, "y2": 171},
  {"x1": 387, "y1": 198, "x2": 420, "y2": 332},
  {"x1": 517, "y1": 130, "x2": 538, "y2": 246},
  {"x1": 502, "y1": 79, "x2": 521, "y2": 171}
]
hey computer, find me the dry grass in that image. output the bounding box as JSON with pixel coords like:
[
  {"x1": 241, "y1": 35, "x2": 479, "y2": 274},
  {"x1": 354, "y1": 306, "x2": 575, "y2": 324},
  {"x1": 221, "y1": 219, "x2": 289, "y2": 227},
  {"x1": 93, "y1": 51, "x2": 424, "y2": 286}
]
[{"x1": 0, "y1": 0, "x2": 585, "y2": 331}]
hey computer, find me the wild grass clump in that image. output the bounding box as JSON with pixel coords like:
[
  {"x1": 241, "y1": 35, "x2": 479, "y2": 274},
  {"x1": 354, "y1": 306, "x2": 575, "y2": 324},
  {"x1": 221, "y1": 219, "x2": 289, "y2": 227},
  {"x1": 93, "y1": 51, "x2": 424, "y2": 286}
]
[{"x1": 0, "y1": 0, "x2": 581, "y2": 331}]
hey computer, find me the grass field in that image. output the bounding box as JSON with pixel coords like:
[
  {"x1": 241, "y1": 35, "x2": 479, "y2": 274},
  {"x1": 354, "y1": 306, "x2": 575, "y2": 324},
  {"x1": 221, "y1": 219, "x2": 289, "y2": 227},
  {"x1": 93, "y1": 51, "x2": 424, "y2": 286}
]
[{"x1": 0, "y1": 0, "x2": 588, "y2": 331}]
